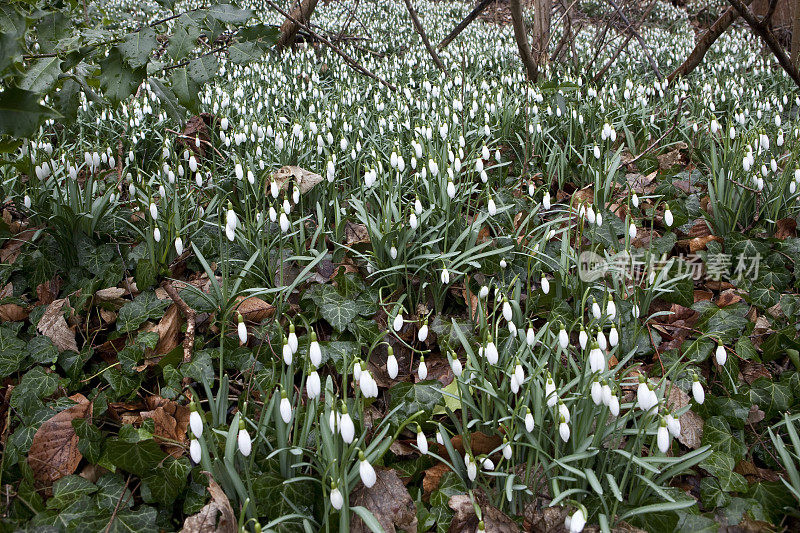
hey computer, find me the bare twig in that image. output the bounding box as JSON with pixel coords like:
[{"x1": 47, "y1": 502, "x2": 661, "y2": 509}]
[
  {"x1": 628, "y1": 97, "x2": 685, "y2": 165},
  {"x1": 510, "y1": 0, "x2": 539, "y2": 81},
  {"x1": 438, "y1": 0, "x2": 496, "y2": 50},
  {"x1": 160, "y1": 281, "x2": 196, "y2": 388},
  {"x1": 592, "y1": 0, "x2": 656, "y2": 83},
  {"x1": 403, "y1": 0, "x2": 448, "y2": 75},
  {"x1": 607, "y1": 0, "x2": 663, "y2": 80}
]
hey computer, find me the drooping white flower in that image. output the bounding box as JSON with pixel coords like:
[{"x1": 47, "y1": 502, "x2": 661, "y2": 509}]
[
  {"x1": 237, "y1": 313, "x2": 247, "y2": 345},
  {"x1": 692, "y1": 376, "x2": 705, "y2": 404},
  {"x1": 579, "y1": 327, "x2": 588, "y2": 350},
  {"x1": 387, "y1": 347, "x2": 399, "y2": 379},
  {"x1": 609, "y1": 326, "x2": 619, "y2": 347},
  {"x1": 189, "y1": 438, "x2": 202, "y2": 464},
  {"x1": 601, "y1": 381, "x2": 612, "y2": 406},
  {"x1": 526, "y1": 326, "x2": 536, "y2": 346},
  {"x1": 558, "y1": 401, "x2": 570, "y2": 424},
  {"x1": 282, "y1": 337, "x2": 293, "y2": 365},
  {"x1": 479, "y1": 285, "x2": 489, "y2": 299},
  {"x1": 330, "y1": 484, "x2": 343, "y2": 510},
  {"x1": 307, "y1": 369, "x2": 321, "y2": 399},
  {"x1": 190, "y1": 408, "x2": 203, "y2": 437},
  {"x1": 449, "y1": 353, "x2": 463, "y2": 377},
  {"x1": 559, "y1": 417, "x2": 571, "y2": 442},
  {"x1": 393, "y1": 311, "x2": 404, "y2": 332},
  {"x1": 664, "y1": 204, "x2": 674, "y2": 227},
  {"x1": 418, "y1": 357, "x2": 428, "y2": 380},
  {"x1": 545, "y1": 373, "x2": 558, "y2": 407},
  {"x1": 309, "y1": 332, "x2": 322, "y2": 367},
  {"x1": 174, "y1": 237, "x2": 184, "y2": 256},
  {"x1": 418, "y1": 319, "x2": 429, "y2": 342},
  {"x1": 657, "y1": 419, "x2": 670, "y2": 453},
  {"x1": 541, "y1": 276, "x2": 550, "y2": 295},
  {"x1": 465, "y1": 453, "x2": 477, "y2": 481},
  {"x1": 416, "y1": 426, "x2": 429, "y2": 454},
  {"x1": 589, "y1": 343, "x2": 605, "y2": 373},
  {"x1": 568, "y1": 508, "x2": 586, "y2": 533},
  {"x1": 665, "y1": 412, "x2": 681, "y2": 438},
  {"x1": 502, "y1": 440, "x2": 512, "y2": 460},
  {"x1": 440, "y1": 268, "x2": 450, "y2": 284},
  {"x1": 609, "y1": 393, "x2": 620, "y2": 416},
  {"x1": 279, "y1": 392, "x2": 292, "y2": 423},
  {"x1": 340, "y1": 410, "x2": 355, "y2": 443},
  {"x1": 279, "y1": 209, "x2": 290, "y2": 233},
  {"x1": 359, "y1": 452, "x2": 377, "y2": 488},
  {"x1": 715, "y1": 344, "x2": 727, "y2": 365},
  {"x1": 238, "y1": 424, "x2": 252, "y2": 456},
  {"x1": 591, "y1": 299, "x2": 601, "y2": 319},
  {"x1": 487, "y1": 196, "x2": 497, "y2": 216},
  {"x1": 149, "y1": 202, "x2": 158, "y2": 220},
  {"x1": 591, "y1": 378, "x2": 602, "y2": 405},
  {"x1": 485, "y1": 337, "x2": 499, "y2": 365},
  {"x1": 153, "y1": 227, "x2": 161, "y2": 242},
  {"x1": 558, "y1": 325, "x2": 569, "y2": 349}
]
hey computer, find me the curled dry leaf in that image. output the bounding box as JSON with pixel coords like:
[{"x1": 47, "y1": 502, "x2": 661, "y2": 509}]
[
  {"x1": 270, "y1": 165, "x2": 323, "y2": 195},
  {"x1": 0, "y1": 282, "x2": 28, "y2": 322},
  {"x1": 35, "y1": 277, "x2": 61, "y2": 306},
  {"x1": 181, "y1": 478, "x2": 236, "y2": 533},
  {"x1": 143, "y1": 304, "x2": 183, "y2": 358},
  {"x1": 141, "y1": 396, "x2": 190, "y2": 458},
  {"x1": 234, "y1": 295, "x2": 275, "y2": 322},
  {"x1": 449, "y1": 493, "x2": 519, "y2": 533},
  {"x1": 28, "y1": 394, "x2": 92, "y2": 486},
  {"x1": 37, "y1": 298, "x2": 78, "y2": 353},
  {"x1": 350, "y1": 469, "x2": 417, "y2": 533},
  {"x1": 345, "y1": 220, "x2": 370, "y2": 245},
  {"x1": 94, "y1": 287, "x2": 127, "y2": 309},
  {"x1": 665, "y1": 381, "x2": 703, "y2": 449}
]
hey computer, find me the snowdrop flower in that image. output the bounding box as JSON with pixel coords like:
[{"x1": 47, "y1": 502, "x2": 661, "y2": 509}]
[
  {"x1": 479, "y1": 285, "x2": 489, "y2": 299},
  {"x1": 567, "y1": 507, "x2": 586, "y2": 533},
  {"x1": 238, "y1": 419, "x2": 252, "y2": 456},
  {"x1": 282, "y1": 337, "x2": 292, "y2": 365},
  {"x1": 359, "y1": 451, "x2": 377, "y2": 488},
  {"x1": 189, "y1": 405, "x2": 204, "y2": 437},
  {"x1": 692, "y1": 375, "x2": 705, "y2": 404},
  {"x1": 189, "y1": 438, "x2": 201, "y2": 464},
  {"x1": 609, "y1": 326, "x2": 619, "y2": 347},
  {"x1": 307, "y1": 367, "x2": 321, "y2": 399},
  {"x1": 387, "y1": 346, "x2": 398, "y2": 379},
  {"x1": 541, "y1": 276, "x2": 550, "y2": 294},
  {"x1": 502, "y1": 439, "x2": 512, "y2": 460},
  {"x1": 237, "y1": 313, "x2": 248, "y2": 345},
  {"x1": 545, "y1": 372, "x2": 558, "y2": 407},
  {"x1": 485, "y1": 336, "x2": 499, "y2": 365},
  {"x1": 309, "y1": 332, "x2": 322, "y2": 367},
  {"x1": 174, "y1": 237, "x2": 184, "y2": 256},
  {"x1": 153, "y1": 227, "x2": 161, "y2": 242},
  {"x1": 593, "y1": 144, "x2": 601, "y2": 159},
  {"x1": 287, "y1": 323, "x2": 298, "y2": 354},
  {"x1": 525, "y1": 407, "x2": 535, "y2": 432},
  {"x1": 591, "y1": 298, "x2": 601, "y2": 319},
  {"x1": 414, "y1": 197, "x2": 423, "y2": 215},
  {"x1": 637, "y1": 377, "x2": 658, "y2": 411},
  {"x1": 480, "y1": 457, "x2": 495, "y2": 471},
  {"x1": 664, "y1": 204, "x2": 673, "y2": 227},
  {"x1": 586, "y1": 205, "x2": 596, "y2": 224},
  {"x1": 393, "y1": 311, "x2": 404, "y2": 332},
  {"x1": 558, "y1": 325, "x2": 569, "y2": 349},
  {"x1": 606, "y1": 299, "x2": 616, "y2": 319},
  {"x1": 632, "y1": 193, "x2": 639, "y2": 208},
  {"x1": 447, "y1": 179, "x2": 455, "y2": 198},
  {"x1": 465, "y1": 453, "x2": 477, "y2": 481},
  {"x1": 500, "y1": 258, "x2": 507, "y2": 269},
  {"x1": 591, "y1": 377, "x2": 602, "y2": 405},
  {"x1": 409, "y1": 212, "x2": 418, "y2": 230},
  {"x1": 149, "y1": 201, "x2": 158, "y2": 220},
  {"x1": 449, "y1": 352, "x2": 462, "y2": 377},
  {"x1": 418, "y1": 357, "x2": 428, "y2": 380},
  {"x1": 715, "y1": 343, "x2": 727, "y2": 365},
  {"x1": 543, "y1": 191, "x2": 551, "y2": 210},
  {"x1": 330, "y1": 483, "x2": 343, "y2": 510},
  {"x1": 589, "y1": 342, "x2": 605, "y2": 373},
  {"x1": 609, "y1": 390, "x2": 620, "y2": 416},
  {"x1": 629, "y1": 222, "x2": 637, "y2": 239},
  {"x1": 601, "y1": 380, "x2": 612, "y2": 406},
  {"x1": 416, "y1": 425, "x2": 429, "y2": 454},
  {"x1": 559, "y1": 416, "x2": 571, "y2": 442},
  {"x1": 340, "y1": 407, "x2": 355, "y2": 443},
  {"x1": 23, "y1": 195, "x2": 31, "y2": 209},
  {"x1": 526, "y1": 325, "x2": 536, "y2": 346},
  {"x1": 665, "y1": 411, "x2": 681, "y2": 438},
  {"x1": 440, "y1": 267, "x2": 450, "y2": 284},
  {"x1": 558, "y1": 401, "x2": 571, "y2": 424},
  {"x1": 657, "y1": 418, "x2": 670, "y2": 453},
  {"x1": 279, "y1": 207, "x2": 290, "y2": 233},
  {"x1": 502, "y1": 298, "x2": 513, "y2": 322},
  {"x1": 418, "y1": 319, "x2": 429, "y2": 342},
  {"x1": 579, "y1": 327, "x2": 588, "y2": 350}
]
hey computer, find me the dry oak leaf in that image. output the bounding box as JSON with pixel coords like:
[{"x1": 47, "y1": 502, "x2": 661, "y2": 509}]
[
  {"x1": 37, "y1": 298, "x2": 79, "y2": 352},
  {"x1": 143, "y1": 304, "x2": 183, "y2": 357},
  {"x1": 0, "y1": 227, "x2": 38, "y2": 264},
  {"x1": 350, "y1": 468, "x2": 418, "y2": 533},
  {"x1": 181, "y1": 478, "x2": 236, "y2": 533},
  {"x1": 28, "y1": 394, "x2": 92, "y2": 486},
  {"x1": 449, "y1": 493, "x2": 519, "y2": 533},
  {"x1": 345, "y1": 220, "x2": 370, "y2": 245},
  {"x1": 234, "y1": 295, "x2": 275, "y2": 322},
  {"x1": 423, "y1": 463, "x2": 451, "y2": 497},
  {"x1": 775, "y1": 218, "x2": 797, "y2": 240},
  {"x1": 0, "y1": 282, "x2": 28, "y2": 322},
  {"x1": 36, "y1": 277, "x2": 62, "y2": 306},
  {"x1": 141, "y1": 396, "x2": 190, "y2": 458},
  {"x1": 270, "y1": 165, "x2": 323, "y2": 195},
  {"x1": 94, "y1": 287, "x2": 127, "y2": 309},
  {"x1": 665, "y1": 382, "x2": 703, "y2": 449}
]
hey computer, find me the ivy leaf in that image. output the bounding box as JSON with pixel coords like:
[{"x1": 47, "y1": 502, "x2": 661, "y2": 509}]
[
  {"x1": 46, "y1": 475, "x2": 97, "y2": 510},
  {"x1": 701, "y1": 416, "x2": 746, "y2": 462},
  {"x1": 99, "y1": 47, "x2": 146, "y2": 105},
  {"x1": 108, "y1": 506, "x2": 158, "y2": 532},
  {"x1": 19, "y1": 56, "x2": 62, "y2": 94},
  {"x1": 0, "y1": 325, "x2": 25, "y2": 377},
  {"x1": 140, "y1": 457, "x2": 191, "y2": 506},
  {"x1": 119, "y1": 28, "x2": 158, "y2": 69},
  {"x1": 169, "y1": 66, "x2": 199, "y2": 109},
  {"x1": 747, "y1": 482, "x2": 796, "y2": 523},
  {"x1": 699, "y1": 477, "x2": 730, "y2": 509},
  {"x1": 387, "y1": 381, "x2": 443, "y2": 425},
  {"x1": 73, "y1": 418, "x2": 104, "y2": 464},
  {"x1": 307, "y1": 286, "x2": 359, "y2": 332},
  {"x1": 0, "y1": 86, "x2": 60, "y2": 137},
  {"x1": 117, "y1": 291, "x2": 169, "y2": 333},
  {"x1": 749, "y1": 378, "x2": 792, "y2": 418},
  {"x1": 699, "y1": 451, "x2": 748, "y2": 492},
  {"x1": 187, "y1": 54, "x2": 218, "y2": 85}
]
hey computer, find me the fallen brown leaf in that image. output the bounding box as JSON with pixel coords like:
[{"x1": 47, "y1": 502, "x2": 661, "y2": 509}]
[
  {"x1": 665, "y1": 382, "x2": 703, "y2": 449},
  {"x1": 423, "y1": 463, "x2": 451, "y2": 496},
  {"x1": 350, "y1": 469, "x2": 417, "y2": 533},
  {"x1": 234, "y1": 295, "x2": 274, "y2": 323},
  {"x1": 775, "y1": 218, "x2": 797, "y2": 240},
  {"x1": 181, "y1": 478, "x2": 236, "y2": 533},
  {"x1": 345, "y1": 221, "x2": 370, "y2": 246},
  {"x1": 449, "y1": 493, "x2": 519, "y2": 532},
  {"x1": 270, "y1": 165, "x2": 323, "y2": 195},
  {"x1": 141, "y1": 396, "x2": 190, "y2": 458},
  {"x1": 37, "y1": 298, "x2": 78, "y2": 352},
  {"x1": 0, "y1": 283, "x2": 28, "y2": 322},
  {"x1": 28, "y1": 395, "x2": 93, "y2": 486}
]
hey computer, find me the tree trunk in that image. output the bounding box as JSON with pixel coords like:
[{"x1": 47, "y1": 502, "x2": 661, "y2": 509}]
[
  {"x1": 533, "y1": 0, "x2": 552, "y2": 66},
  {"x1": 509, "y1": 0, "x2": 539, "y2": 81},
  {"x1": 668, "y1": 0, "x2": 754, "y2": 82},
  {"x1": 793, "y1": 0, "x2": 800, "y2": 64},
  {"x1": 277, "y1": 0, "x2": 320, "y2": 50}
]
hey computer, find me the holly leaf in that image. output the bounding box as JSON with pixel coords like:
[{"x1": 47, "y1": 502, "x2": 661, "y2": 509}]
[
  {"x1": 167, "y1": 16, "x2": 201, "y2": 61},
  {"x1": 19, "y1": 56, "x2": 62, "y2": 94},
  {"x1": 119, "y1": 28, "x2": 158, "y2": 69},
  {"x1": 99, "y1": 47, "x2": 146, "y2": 105},
  {"x1": 205, "y1": 4, "x2": 253, "y2": 24}
]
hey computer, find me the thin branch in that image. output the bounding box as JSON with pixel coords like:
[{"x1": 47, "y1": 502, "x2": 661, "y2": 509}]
[
  {"x1": 403, "y1": 0, "x2": 448, "y2": 75},
  {"x1": 160, "y1": 281, "x2": 196, "y2": 389},
  {"x1": 628, "y1": 97, "x2": 685, "y2": 165},
  {"x1": 263, "y1": 0, "x2": 396, "y2": 91},
  {"x1": 438, "y1": 0, "x2": 496, "y2": 50},
  {"x1": 607, "y1": 0, "x2": 663, "y2": 80}
]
